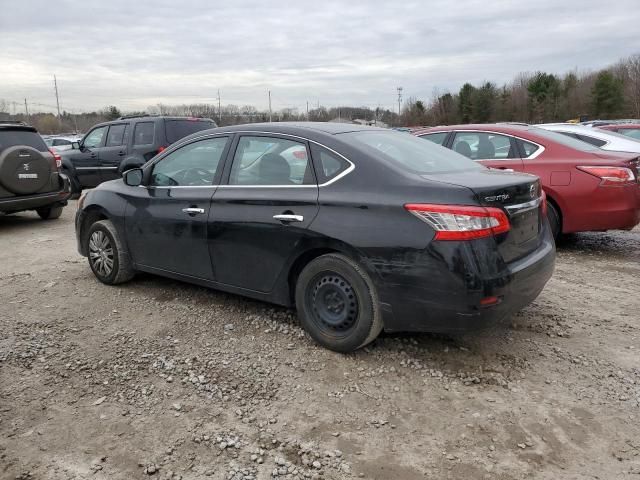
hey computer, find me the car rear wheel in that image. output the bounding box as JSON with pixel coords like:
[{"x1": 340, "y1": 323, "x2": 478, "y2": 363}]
[
  {"x1": 36, "y1": 205, "x2": 63, "y2": 220},
  {"x1": 546, "y1": 202, "x2": 561, "y2": 241},
  {"x1": 86, "y1": 220, "x2": 135, "y2": 285},
  {"x1": 295, "y1": 253, "x2": 383, "y2": 352}
]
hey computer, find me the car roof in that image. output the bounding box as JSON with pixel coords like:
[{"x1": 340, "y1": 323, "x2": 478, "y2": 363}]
[
  {"x1": 185, "y1": 121, "x2": 387, "y2": 139},
  {"x1": 0, "y1": 123, "x2": 38, "y2": 133},
  {"x1": 413, "y1": 123, "x2": 535, "y2": 136}
]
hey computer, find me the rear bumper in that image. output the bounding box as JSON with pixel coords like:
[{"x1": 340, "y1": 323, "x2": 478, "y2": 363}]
[
  {"x1": 0, "y1": 174, "x2": 70, "y2": 213},
  {"x1": 562, "y1": 183, "x2": 640, "y2": 233},
  {"x1": 377, "y1": 224, "x2": 556, "y2": 333}
]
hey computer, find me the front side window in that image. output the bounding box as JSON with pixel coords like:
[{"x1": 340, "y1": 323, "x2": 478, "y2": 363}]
[
  {"x1": 342, "y1": 131, "x2": 482, "y2": 174},
  {"x1": 151, "y1": 137, "x2": 228, "y2": 187},
  {"x1": 106, "y1": 124, "x2": 128, "y2": 147},
  {"x1": 419, "y1": 132, "x2": 448, "y2": 146},
  {"x1": 83, "y1": 126, "x2": 107, "y2": 148},
  {"x1": 452, "y1": 132, "x2": 514, "y2": 160},
  {"x1": 229, "y1": 136, "x2": 313, "y2": 185},
  {"x1": 133, "y1": 122, "x2": 155, "y2": 146}
]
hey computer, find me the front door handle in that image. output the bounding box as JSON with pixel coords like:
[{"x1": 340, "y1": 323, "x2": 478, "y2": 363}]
[
  {"x1": 117, "y1": 151, "x2": 126, "y2": 157},
  {"x1": 182, "y1": 207, "x2": 205, "y2": 215},
  {"x1": 273, "y1": 214, "x2": 304, "y2": 223}
]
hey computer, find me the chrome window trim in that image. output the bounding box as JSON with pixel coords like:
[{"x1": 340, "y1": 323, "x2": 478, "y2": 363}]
[
  {"x1": 147, "y1": 130, "x2": 355, "y2": 188},
  {"x1": 418, "y1": 129, "x2": 546, "y2": 160}
]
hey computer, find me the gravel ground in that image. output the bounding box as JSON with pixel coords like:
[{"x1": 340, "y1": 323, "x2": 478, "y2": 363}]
[{"x1": 1, "y1": 202, "x2": 639, "y2": 480}]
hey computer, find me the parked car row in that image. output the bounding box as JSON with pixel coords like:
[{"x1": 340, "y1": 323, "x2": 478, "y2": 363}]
[{"x1": 415, "y1": 124, "x2": 640, "y2": 239}]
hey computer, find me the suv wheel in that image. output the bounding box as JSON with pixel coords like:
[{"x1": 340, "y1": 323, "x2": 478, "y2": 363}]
[
  {"x1": 86, "y1": 220, "x2": 135, "y2": 284},
  {"x1": 36, "y1": 205, "x2": 63, "y2": 220},
  {"x1": 295, "y1": 253, "x2": 383, "y2": 352}
]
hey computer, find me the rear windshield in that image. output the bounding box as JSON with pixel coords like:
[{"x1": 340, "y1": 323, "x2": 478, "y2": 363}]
[
  {"x1": 0, "y1": 130, "x2": 48, "y2": 152},
  {"x1": 342, "y1": 130, "x2": 483, "y2": 174},
  {"x1": 165, "y1": 119, "x2": 216, "y2": 144},
  {"x1": 530, "y1": 127, "x2": 601, "y2": 152}
]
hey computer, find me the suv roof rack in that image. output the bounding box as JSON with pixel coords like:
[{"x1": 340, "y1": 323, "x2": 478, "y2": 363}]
[
  {"x1": 0, "y1": 120, "x2": 28, "y2": 126},
  {"x1": 117, "y1": 114, "x2": 160, "y2": 120}
]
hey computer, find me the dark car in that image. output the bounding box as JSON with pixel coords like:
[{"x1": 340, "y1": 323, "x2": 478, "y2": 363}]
[
  {"x1": 0, "y1": 122, "x2": 70, "y2": 219},
  {"x1": 61, "y1": 115, "x2": 216, "y2": 195},
  {"x1": 75, "y1": 122, "x2": 555, "y2": 352}
]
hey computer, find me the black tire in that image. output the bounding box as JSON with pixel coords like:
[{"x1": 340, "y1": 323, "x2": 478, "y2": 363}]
[
  {"x1": 65, "y1": 171, "x2": 82, "y2": 199},
  {"x1": 295, "y1": 253, "x2": 383, "y2": 352},
  {"x1": 546, "y1": 201, "x2": 561, "y2": 241},
  {"x1": 85, "y1": 219, "x2": 135, "y2": 285},
  {"x1": 36, "y1": 205, "x2": 63, "y2": 220}
]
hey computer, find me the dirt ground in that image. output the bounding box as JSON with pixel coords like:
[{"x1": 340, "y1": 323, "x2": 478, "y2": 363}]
[{"x1": 1, "y1": 202, "x2": 639, "y2": 480}]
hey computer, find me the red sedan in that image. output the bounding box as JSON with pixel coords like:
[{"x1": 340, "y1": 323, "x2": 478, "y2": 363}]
[
  {"x1": 598, "y1": 123, "x2": 640, "y2": 141},
  {"x1": 413, "y1": 124, "x2": 640, "y2": 238}
]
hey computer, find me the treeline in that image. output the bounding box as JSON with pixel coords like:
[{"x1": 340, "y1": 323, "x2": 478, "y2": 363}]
[
  {"x1": 402, "y1": 53, "x2": 640, "y2": 126},
  {"x1": 0, "y1": 100, "x2": 398, "y2": 135}
]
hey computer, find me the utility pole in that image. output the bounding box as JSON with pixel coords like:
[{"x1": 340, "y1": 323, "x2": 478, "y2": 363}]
[
  {"x1": 397, "y1": 87, "x2": 403, "y2": 116},
  {"x1": 306, "y1": 101, "x2": 309, "y2": 120},
  {"x1": 217, "y1": 89, "x2": 222, "y2": 125},
  {"x1": 12, "y1": 101, "x2": 16, "y2": 115},
  {"x1": 53, "y1": 75, "x2": 61, "y2": 118},
  {"x1": 24, "y1": 98, "x2": 29, "y2": 122},
  {"x1": 268, "y1": 90, "x2": 272, "y2": 122}
]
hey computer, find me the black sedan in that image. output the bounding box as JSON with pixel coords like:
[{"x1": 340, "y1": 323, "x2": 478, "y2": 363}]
[{"x1": 75, "y1": 122, "x2": 555, "y2": 352}]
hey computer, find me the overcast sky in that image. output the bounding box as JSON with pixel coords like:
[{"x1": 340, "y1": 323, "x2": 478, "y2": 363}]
[{"x1": 1, "y1": 0, "x2": 639, "y2": 114}]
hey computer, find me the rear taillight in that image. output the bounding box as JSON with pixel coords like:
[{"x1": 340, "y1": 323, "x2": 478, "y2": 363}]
[
  {"x1": 577, "y1": 166, "x2": 635, "y2": 185},
  {"x1": 157, "y1": 146, "x2": 167, "y2": 154},
  {"x1": 49, "y1": 149, "x2": 62, "y2": 169},
  {"x1": 405, "y1": 203, "x2": 510, "y2": 241}
]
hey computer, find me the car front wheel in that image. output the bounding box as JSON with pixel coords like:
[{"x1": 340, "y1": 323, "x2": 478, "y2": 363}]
[
  {"x1": 295, "y1": 253, "x2": 383, "y2": 352},
  {"x1": 86, "y1": 220, "x2": 135, "y2": 285}
]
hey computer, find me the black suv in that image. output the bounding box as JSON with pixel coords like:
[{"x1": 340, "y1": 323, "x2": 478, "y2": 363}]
[
  {"x1": 0, "y1": 122, "x2": 70, "y2": 219},
  {"x1": 61, "y1": 115, "x2": 216, "y2": 195}
]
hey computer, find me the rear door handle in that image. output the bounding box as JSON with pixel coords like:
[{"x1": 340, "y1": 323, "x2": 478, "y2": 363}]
[
  {"x1": 182, "y1": 207, "x2": 205, "y2": 215},
  {"x1": 273, "y1": 214, "x2": 304, "y2": 223}
]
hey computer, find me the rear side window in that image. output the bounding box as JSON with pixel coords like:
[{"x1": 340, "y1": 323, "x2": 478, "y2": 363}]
[
  {"x1": 532, "y1": 128, "x2": 600, "y2": 152},
  {"x1": 343, "y1": 131, "x2": 483, "y2": 174},
  {"x1": 165, "y1": 119, "x2": 216, "y2": 144},
  {"x1": 106, "y1": 124, "x2": 128, "y2": 147},
  {"x1": 419, "y1": 132, "x2": 448, "y2": 145},
  {"x1": 572, "y1": 133, "x2": 607, "y2": 147},
  {"x1": 133, "y1": 122, "x2": 155, "y2": 146},
  {"x1": 0, "y1": 130, "x2": 49, "y2": 152},
  {"x1": 310, "y1": 144, "x2": 350, "y2": 184},
  {"x1": 229, "y1": 136, "x2": 314, "y2": 185},
  {"x1": 452, "y1": 132, "x2": 515, "y2": 160}
]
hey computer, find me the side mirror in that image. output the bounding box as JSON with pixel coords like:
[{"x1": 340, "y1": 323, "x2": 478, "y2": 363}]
[
  {"x1": 72, "y1": 141, "x2": 80, "y2": 150},
  {"x1": 123, "y1": 168, "x2": 143, "y2": 186}
]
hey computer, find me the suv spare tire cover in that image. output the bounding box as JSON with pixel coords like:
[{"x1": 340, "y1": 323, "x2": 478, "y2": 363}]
[{"x1": 0, "y1": 145, "x2": 51, "y2": 194}]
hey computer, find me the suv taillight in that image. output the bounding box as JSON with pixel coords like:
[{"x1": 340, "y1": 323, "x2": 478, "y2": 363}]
[
  {"x1": 49, "y1": 149, "x2": 62, "y2": 169},
  {"x1": 577, "y1": 166, "x2": 635, "y2": 185},
  {"x1": 405, "y1": 203, "x2": 510, "y2": 240}
]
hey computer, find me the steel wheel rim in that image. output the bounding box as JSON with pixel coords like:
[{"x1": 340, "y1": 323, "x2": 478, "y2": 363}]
[
  {"x1": 306, "y1": 272, "x2": 359, "y2": 336},
  {"x1": 89, "y1": 230, "x2": 114, "y2": 277}
]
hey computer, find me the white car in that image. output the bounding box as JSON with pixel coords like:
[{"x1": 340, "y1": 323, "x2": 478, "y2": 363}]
[
  {"x1": 535, "y1": 123, "x2": 640, "y2": 154},
  {"x1": 43, "y1": 135, "x2": 82, "y2": 152}
]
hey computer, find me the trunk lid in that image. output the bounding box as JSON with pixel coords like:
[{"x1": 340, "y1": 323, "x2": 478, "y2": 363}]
[{"x1": 424, "y1": 169, "x2": 544, "y2": 262}]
